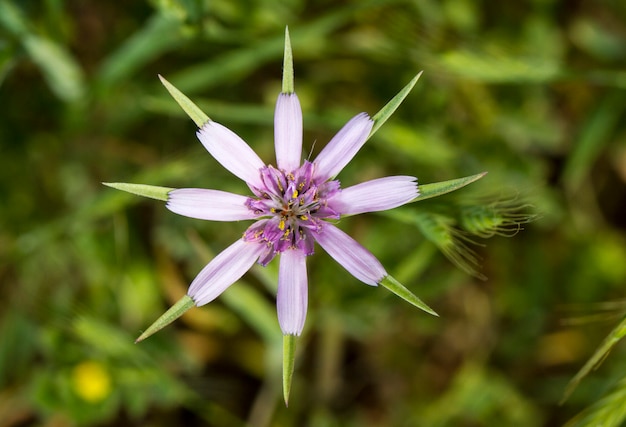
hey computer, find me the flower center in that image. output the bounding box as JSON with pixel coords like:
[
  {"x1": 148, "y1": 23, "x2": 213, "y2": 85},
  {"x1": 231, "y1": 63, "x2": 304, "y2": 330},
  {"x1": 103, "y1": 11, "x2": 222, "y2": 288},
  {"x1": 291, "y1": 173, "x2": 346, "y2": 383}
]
[{"x1": 243, "y1": 161, "x2": 340, "y2": 265}]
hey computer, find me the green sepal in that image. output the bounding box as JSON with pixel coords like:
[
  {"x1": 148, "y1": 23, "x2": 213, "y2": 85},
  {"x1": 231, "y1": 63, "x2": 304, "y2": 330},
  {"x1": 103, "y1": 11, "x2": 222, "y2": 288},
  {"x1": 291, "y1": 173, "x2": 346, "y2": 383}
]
[
  {"x1": 369, "y1": 71, "x2": 423, "y2": 138},
  {"x1": 380, "y1": 275, "x2": 438, "y2": 317},
  {"x1": 282, "y1": 334, "x2": 297, "y2": 406},
  {"x1": 135, "y1": 295, "x2": 195, "y2": 343},
  {"x1": 158, "y1": 74, "x2": 210, "y2": 128},
  {"x1": 412, "y1": 172, "x2": 487, "y2": 202},
  {"x1": 282, "y1": 27, "x2": 294, "y2": 94},
  {"x1": 102, "y1": 182, "x2": 174, "y2": 202}
]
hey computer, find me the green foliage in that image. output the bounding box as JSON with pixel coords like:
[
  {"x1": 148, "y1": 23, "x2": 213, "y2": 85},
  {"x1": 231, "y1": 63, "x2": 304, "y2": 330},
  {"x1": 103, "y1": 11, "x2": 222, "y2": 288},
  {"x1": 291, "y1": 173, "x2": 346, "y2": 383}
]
[
  {"x1": 0, "y1": 1, "x2": 85, "y2": 102},
  {"x1": 2, "y1": 0, "x2": 626, "y2": 425},
  {"x1": 418, "y1": 363, "x2": 543, "y2": 426},
  {"x1": 563, "y1": 315, "x2": 626, "y2": 401},
  {"x1": 457, "y1": 195, "x2": 537, "y2": 238},
  {"x1": 383, "y1": 208, "x2": 486, "y2": 279},
  {"x1": 566, "y1": 375, "x2": 626, "y2": 427}
]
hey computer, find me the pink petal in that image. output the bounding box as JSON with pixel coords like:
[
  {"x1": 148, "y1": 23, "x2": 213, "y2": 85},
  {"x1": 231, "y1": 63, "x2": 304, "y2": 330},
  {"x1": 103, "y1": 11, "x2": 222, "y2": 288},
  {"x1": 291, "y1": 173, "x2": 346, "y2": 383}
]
[
  {"x1": 313, "y1": 113, "x2": 373, "y2": 182},
  {"x1": 274, "y1": 93, "x2": 303, "y2": 173},
  {"x1": 197, "y1": 121, "x2": 265, "y2": 187},
  {"x1": 277, "y1": 249, "x2": 308, "y2": 336},
  {"x1": 313, "y1": 223, "x2": 386, "y2": 286},
  {"x1": 188, "y1": 239, "x2": 264, "y2": 305},
  {"x1": 330, "y1": 176, "x2": 418, "y2": 215},
  {"x1": 167, "y1": 188, "x2": 258, "y2": 221}
]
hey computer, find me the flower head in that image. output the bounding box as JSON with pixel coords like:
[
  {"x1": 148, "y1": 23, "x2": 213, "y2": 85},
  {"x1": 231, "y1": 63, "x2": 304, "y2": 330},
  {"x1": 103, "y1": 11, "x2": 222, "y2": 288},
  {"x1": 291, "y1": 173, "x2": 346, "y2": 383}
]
[
  {"x1": 105, "y1": 27, "x2": 490, "y2": 405},
  {"x1": 150, "y1": 28, "x2": 437, "y2": 339},
  {"x1": 167, "y1": 88, "x2": 421, "y2": 335}
]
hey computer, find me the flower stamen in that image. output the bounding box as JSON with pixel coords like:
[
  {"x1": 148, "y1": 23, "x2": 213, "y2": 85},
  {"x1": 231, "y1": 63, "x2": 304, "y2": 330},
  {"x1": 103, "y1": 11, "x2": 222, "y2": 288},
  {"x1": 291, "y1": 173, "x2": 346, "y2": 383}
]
[{"x1": 244, "y1": 161, "x2": 340, "y2": 264}]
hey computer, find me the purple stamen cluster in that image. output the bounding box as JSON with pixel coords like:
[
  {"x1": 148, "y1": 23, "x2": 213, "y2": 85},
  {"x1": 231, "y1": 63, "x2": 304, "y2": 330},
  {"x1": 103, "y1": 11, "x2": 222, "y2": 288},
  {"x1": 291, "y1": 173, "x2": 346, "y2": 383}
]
[{"x1": 244, "y1": 161, "x2": 340, "y2": 264}]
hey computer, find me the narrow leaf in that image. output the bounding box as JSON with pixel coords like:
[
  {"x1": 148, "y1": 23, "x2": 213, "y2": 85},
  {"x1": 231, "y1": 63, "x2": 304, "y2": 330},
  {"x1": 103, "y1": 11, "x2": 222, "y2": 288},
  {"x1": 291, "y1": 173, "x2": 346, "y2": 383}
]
[
  {"x1": 562, "y1": 92, "x2": 622, "y2": 192},
  {"x1": 159, "y1": 74, "x2": 210, "y2": 127},
  {"x1": 565, "y1": 375, "x2": 626, "y2": 427},
  {"x1": 103, "y1": 182, "x2": 174, "y2": 202},
  {"x1": 23, "y1": 36, "x2": 86, "y2": 102},
  {"x1": 370, "y1": 71, "x2": 422, "y2": 138},
  {"x1": 98, "y1": 14, "x2": 183, "y2": 87},
  {"x1": 135, "y1": 295, "x2": 195, "y2": 343},
  {"x1": 380, "y1": 275, "x2": 438, "y2": 316},
  {"x1": 562, "y1": 316, "x2": 626, "y2": 403},
  {"x1": 0, "y1": 1, "x2": 28, "y2": 34},
  {"x1": 439, "y1": 49, "x2": 560, "y2": 83},
  {"x1": 282, "y1": 27, "x2": 294, "y2": 94},
  {"x1": 412, "y1": 172, "x2": 487, "y2": 202},
  {"x1": 165, "y1": 8, "x2": 353, "y2": 95},
  {"x1": 283, "y1": 334, "x2": 297, "y2": 406},
  {"x1": 0, "y1": 1, "x2": 85, "y2": 103}
]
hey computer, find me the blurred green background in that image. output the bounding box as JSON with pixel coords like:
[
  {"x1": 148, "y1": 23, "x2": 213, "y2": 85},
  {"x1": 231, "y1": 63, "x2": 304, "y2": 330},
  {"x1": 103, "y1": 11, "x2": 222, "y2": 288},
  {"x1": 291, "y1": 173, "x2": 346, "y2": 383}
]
[{"x1": 1, "y1": 0, "x2": 626, "y2": 426}]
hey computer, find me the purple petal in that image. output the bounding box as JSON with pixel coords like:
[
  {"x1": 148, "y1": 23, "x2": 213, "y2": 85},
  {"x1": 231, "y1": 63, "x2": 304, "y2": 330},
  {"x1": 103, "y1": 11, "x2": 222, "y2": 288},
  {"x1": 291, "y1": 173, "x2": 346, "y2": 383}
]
[
  {"x1": 313, "y1": 223, "x2": 386, "y2": 286},
  {"x1": 274, "y1": 93, "x2": 303, "y2": 173},
  {"x1": 188, "y1": 239, "x2": 264, "y2": 305},
  {"x1": 277, "y1": 249, "x2": 308, "y2": 336},
  {"x1": 167, "y1": 188, "x2": 258, "y2": 221},
  {"x1": 329, "y1": 176, "x2": 419, "y2": 215},
  {"x1": 313, "y1": 113, "x2": 374, "y2": 182},
  {"x1": 197, "y1": 121, "x2": 265, "y2": 187}
]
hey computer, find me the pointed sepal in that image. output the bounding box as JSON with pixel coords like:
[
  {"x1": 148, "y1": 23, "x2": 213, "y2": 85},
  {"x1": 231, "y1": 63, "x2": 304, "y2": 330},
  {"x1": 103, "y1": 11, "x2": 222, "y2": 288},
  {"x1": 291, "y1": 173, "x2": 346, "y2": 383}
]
[
  {"x1": 282, "y1": 333, "x2": 297, "y2": 406},
  {"x1": 158, "y1": 74, "x2": 210, "y2": 128},
  {"x1": 369, "y1": 71, "x2": 423, "y2": 138},
  {"x1": 135, "y1": 295, "x2": 195, "y2": 343},
  {"x1": 412, "y1": 172, "x2": 488, "y2": 202},
  {"x1": 380, "y1": 275, "x2": 438, "y2": 316},
  {"x1": 103, "y1": 182, "x2": 174, "y2": 202},
  {"x1": 282, "y1": 27, "x2": 294, "y2": 94}
]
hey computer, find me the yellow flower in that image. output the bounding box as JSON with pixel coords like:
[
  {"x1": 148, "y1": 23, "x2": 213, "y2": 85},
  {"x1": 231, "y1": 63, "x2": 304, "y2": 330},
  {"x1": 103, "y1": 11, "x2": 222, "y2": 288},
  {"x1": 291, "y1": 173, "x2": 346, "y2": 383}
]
[{"x1": 71, "y1": 361, "x2": 111, "y2": 403}]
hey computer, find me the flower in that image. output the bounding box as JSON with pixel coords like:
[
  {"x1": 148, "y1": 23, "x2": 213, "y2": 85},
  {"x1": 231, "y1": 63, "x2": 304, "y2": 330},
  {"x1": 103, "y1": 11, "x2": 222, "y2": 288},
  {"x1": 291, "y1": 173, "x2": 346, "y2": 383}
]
[
  {"x1": 109, "y1": 28, "x2": 442, "y2": 344},
  {"x1": 167, "y1": 97, "x2": 420, "y2": 336},
  {"x1": 105, "y1": 28, "x2": 487, "y2": 405}
]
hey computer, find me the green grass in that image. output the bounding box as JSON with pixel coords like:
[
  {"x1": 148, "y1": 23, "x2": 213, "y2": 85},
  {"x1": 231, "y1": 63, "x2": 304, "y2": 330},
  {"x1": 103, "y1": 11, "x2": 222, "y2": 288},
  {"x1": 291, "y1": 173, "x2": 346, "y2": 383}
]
[{"x1": 1, "y1": 0, "x2": 626, "y2": 425}]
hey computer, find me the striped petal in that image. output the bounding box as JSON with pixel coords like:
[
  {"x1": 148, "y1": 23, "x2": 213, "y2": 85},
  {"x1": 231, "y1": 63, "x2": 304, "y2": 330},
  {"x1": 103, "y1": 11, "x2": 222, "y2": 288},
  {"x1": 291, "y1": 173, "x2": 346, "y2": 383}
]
[
  {"x1": 188, "y1": 239, "x2": 264, "y2": 305},
  {"x1": 197, "y1": 121, "x2": 265, "y2": 188},
  {"x1": 313, "y1": 223, "x2": 386, "y2": 286},
  {"x1": 167, "y1": 188, "x2": 258, "y2": 221},
  {"x1": 313, "y1": 113, "x2": 374, "y2": 182},
  {"x1": 330, "y1": 176, "x2": 418, "y2": 215},
  {"x1": 277, "y1": 249, "x2": 308, "y2": 336},
  {"x1": 274, "y1": 93, "x2": 303, "y2": 173}
]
